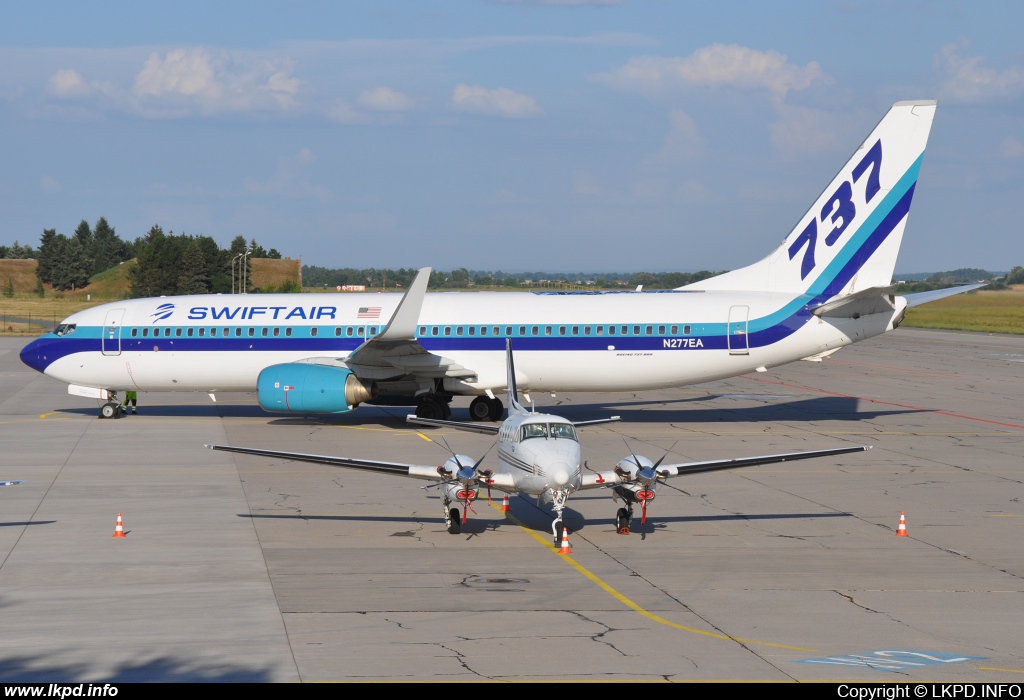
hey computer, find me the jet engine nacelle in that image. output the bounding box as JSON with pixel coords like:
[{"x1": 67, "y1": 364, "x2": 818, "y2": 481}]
[{"x1": 257, "y1": 363, "x2": 376, "y2": 414}]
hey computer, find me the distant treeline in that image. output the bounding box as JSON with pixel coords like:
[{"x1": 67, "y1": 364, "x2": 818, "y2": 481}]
[
  {"x1": 301, "y1": 266, "x2": 724, "y2": 290},
  {"x1": 25, "y1": 220, "x2": 285, "y2": 295}
]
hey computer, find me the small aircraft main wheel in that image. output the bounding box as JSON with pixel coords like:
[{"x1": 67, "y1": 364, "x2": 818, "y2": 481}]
[
  {"x1": 448, "y1": 508, "x2": 461, "y2": 534},
  {"x1": 487, "y1": 397, "x2": 504, "y2": 422},
  {"x1": 469, "y1": 397, "x2": 492, "y2": 421},
  {"x1": 616, "y1": 508, "x2": 631, "y2": 535},
  {"x1": 100, "y1": 402, "x2": 118, "y2": 419}
]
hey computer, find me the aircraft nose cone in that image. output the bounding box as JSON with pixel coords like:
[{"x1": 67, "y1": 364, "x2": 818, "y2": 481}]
[
  {"x1": 19, "y1": 337, "x2": 48, "y2": 373},
  {"x1": 551, "y1": 463, "x2": 571, "y2": 486}
]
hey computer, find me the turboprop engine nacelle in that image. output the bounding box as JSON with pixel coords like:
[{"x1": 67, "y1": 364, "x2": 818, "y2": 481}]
[
  {"x1": 615, "y1": 455, "x2": 657, "y2": 485},
  {"x1": 257, "y1": 363, "x2": 376, "y2": 414}
]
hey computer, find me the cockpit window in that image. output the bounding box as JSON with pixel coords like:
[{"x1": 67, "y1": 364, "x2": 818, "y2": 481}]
[
  {"x1": 520, "y1": 423, "x2": 548, "y2": 440},
  {"x1": 549, "y1": 423, "x2": 578, "y2": 441},
  {"x1": 519, "y1": 423, "x2": 578, "y2": 442},
  {"x1": 54, "y1": 324, "x2": 77, "y2": 337}
]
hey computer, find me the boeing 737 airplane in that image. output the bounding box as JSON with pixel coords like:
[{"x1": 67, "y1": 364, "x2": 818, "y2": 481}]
[
  {"x1": 210, "y1": 340, "x2": 870, "y2": 541},
  {"x1": 20, "y1": 100, "x2": 979, "y2": 420}
]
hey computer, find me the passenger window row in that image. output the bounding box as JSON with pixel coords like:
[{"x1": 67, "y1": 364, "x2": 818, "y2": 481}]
[{"x1": 415, "y1": 324, "x2": 693, "y2": 337}]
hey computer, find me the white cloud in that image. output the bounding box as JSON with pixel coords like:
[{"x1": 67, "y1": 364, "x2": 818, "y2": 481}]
[
  {"x1": 39, "y1": 175, "x2": 62, "y2": 193},
  {"x1": 593, "y1": 44, "x2": 828, "y2": 98},
  {"x1": 327, "y1": 98, "x2": 365, "y2": 124},
  {"x1": 243, "y1": 147, "x2": 330, "y2": 201},
  {"x1": 1000, "y1": 137, "x2": 1024, "y2": 158},
  {"x1": 643, "y1": 109, "x2": 705, "y2": 166},
  {"x1": 450, "y1": 83, "x2": 542, "y2": 118},
  {"x1": 769, "y1": 104, "x2": 857, "y2": 156},
  {"x1": 357, "y1": 86, "x2": 413, "y2": 112},
  {"x1": 132, "y1": 48, "x2": 300, "y2": 116},
  {"x1": 47, "y1": 69, "x2": 89, "y2": 97},
  {"x1": 935, "y1": 39, "x2": 1024, "y2": 103}
]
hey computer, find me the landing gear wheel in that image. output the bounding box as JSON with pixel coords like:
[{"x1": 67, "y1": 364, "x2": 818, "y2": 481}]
[
  {"x1": 100, "y1": 402, "x2": 119, "y2": 419},
  {"x1": 415, "y1": 398, "x2": 445, "y2": 420},
  {"x1": 487, "y1": 397, "x2": 504, "y2": 422},
  {"x1": 440, "y1": 401, "x2": 452, "y2": 421},
  {"x1": 447, "y1": 508, "x2": 461, "y2": 534},
  {"x1": 616, "y1": 508, "x2": 631, "y2": 535},
  {"x1": 469, "y1": 397, "x2": 492, "y2": 421},
  {"x1": 553, "y1": 520, "x2": 565, "y2": 546}
]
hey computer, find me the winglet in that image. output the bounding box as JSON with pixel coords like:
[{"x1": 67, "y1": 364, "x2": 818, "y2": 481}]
[
  {"x1": 376, "y1": 267, "x2": 431, "y2": 341},
  {"x1": 506, "y1": 339, "x2": 527, "y2": 416}
]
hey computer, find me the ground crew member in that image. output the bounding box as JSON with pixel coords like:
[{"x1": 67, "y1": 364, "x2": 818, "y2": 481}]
[{"x1": 122, "y1": 390, "x2": 138, "y2": 415}]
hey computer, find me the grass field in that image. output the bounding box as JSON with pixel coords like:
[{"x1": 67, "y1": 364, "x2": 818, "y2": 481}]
[{"x1": 902, "y1": 287, "x2": 1024, "y2": 335}]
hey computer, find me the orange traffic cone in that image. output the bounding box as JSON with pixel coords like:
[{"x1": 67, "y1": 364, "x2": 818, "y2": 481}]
[
  {"x1": 500, "y1": 495, "x2": 511, "y2": 512},
  {"x1": 896, "y1": 511, "x2": 908, "y2": 537},
  {"x1": 113, "y1": 512, "x2": 126, "y2": 538},
  {"x1": 557, "y1": 527, "x2": 572, "y2": 555}
]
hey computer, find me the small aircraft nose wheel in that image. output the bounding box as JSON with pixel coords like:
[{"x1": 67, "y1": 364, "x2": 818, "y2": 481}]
[
  {"x1": 100, "y1": 402, "x2": 120, "y2": 419},
  {"x1": 552, "y1": 519, "x2": 564, "y2": 546},
  {"x1": 615, "y1": 508, "x2": 631, "y2": 535}
]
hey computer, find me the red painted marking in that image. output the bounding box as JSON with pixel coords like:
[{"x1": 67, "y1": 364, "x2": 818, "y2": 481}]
[
  {"x1": 595, "y1": 474, "x2": 605, "y2": 484},
  {"x1": 742, "y1": 376, "x2": 1024, "y2": 430}
]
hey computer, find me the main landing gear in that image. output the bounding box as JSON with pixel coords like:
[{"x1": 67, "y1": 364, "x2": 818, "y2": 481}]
[
  {"x1": 415, "y1": 395, "x2": 452, "y2": 421},
  {"x1": 442, "y1": 496, "x2": 461, "y2": 535},
  {"x1": 468, "y1": 396, "x2": 504, "y2": 422},
  {"x1": 615, "y1": 505, "x2": 634, "y2": 535}
]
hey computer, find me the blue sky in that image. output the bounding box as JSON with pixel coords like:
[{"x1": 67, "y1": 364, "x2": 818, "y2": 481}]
[{"x1": 1, "y1": 1, "x2": 1021, "y2": 273}]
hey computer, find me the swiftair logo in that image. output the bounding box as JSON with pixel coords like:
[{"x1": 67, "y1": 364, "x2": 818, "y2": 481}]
[{"x1": 151, "y1": 303, "x2": 174, "y2": 322}]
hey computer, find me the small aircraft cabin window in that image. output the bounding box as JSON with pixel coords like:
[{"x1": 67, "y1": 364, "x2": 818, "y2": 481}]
[
  {"x1": 199, "y1": 327, "x2": 206, "y2": 337},
  {"x1": 559, "y1": 326, "x2": 566, "y2": 336},
  {"x1": 223, "y1": 328, "x2": 230, "y2": 337},
  {"x1": 645, "y1": 325, "x2": 653, "y2": 335},
  {"x1": 504, "y1": 326, "x2": 511, "y2": 336},
  {"x1": 480, "y1": 326, "x2": 487, "y2": 336},
  {"x1": 545, "y1": 326, "x2": 552, "y2": 336},
  {"x1": 235, "y1": 328, "x2": 242, "y2": 337},
  {"x1": 444, "y1": 327, "x2": 451, "y2": 336},
  {"x1": 596, "y1": 326, "x2": 603, "y2": 335},
  {"x1": 633, "y1": 326, "x2": 640, "y2": 335},
  {"x1": 165, "y1": 328, "x2": 172, "y2": 337},
  {"x1": 173, "y1": 328, "x2": 181, "y2": 337},
  {"x1": 273, "y1": 328, "x2": 280, "y2": 337},
  {"x1": 571, "y1": 326, "x2": 579, "y2": 336},
  {"x1": 369, "y1": 327, "x2": 377, "y2": 336},
  {"x1": 658, "y1": 325, "x2": 665, "y2": 335},
  {"x1": 519, "y1": 326, "x2": 526, "y2": 336},
  {"x1": 670, "y1": 325, "x2": 678, "y2": 335},
  {"x1": 683, "y1": 325, "x2": 691, "y2": 335},
  {"x1": 456, "y1": 326, "x2": 463, "y2": 336},
  {"x1": 286, "y1": 328, "x2": 293, "y2": 337},
  {"x1": 431, "y1": 327, "x2": 438, "y2": 336},
  {"x1": 419, "y1": 326, "x2": 426, "y2": 336},
  {"x1": 335, "y1": 327, "x2": 342, "y2": 337},
  {"x1": 584, "y1": 326, "x2": 591, "y2": 336},
  {"x1": 261, "y1": 328, "x2": 269, "y2": 337},
  {"x1": 357, "y1": 327, "x2": 365, "y2": 337},
  {"x1": 621, "y1": 325, "x2": 628, "y2": 335},
  {"x1": 608, "y1": 326, "x2": 616, "y2": 335},
  {"x1": 347, "y1": 327, "x2": 354, "y2": 337},
  {"x1": 468, "y1": 326, "x2": 475, "y2": 336},
  {"x1": 549, "y1": 423, "x2": 578, "y2": 441},
  {"x1": 187, "y1": 328, "x2": 194, "y2": 337},
  {"x1": 130, "y1": 328, "x2": 138, "y2": 337},
  {"x1": 520, "y1": 423, "x2": 548, "y2": 440},
  {"x1": 532, "y1": 326, "x2": 539, "y2": 336},
  {"x1": 141, "y1": 328, "x2": 149, "y2": 337},
  {"x1": 54, "y1": 324, "x2": 77, "y2": 337}
]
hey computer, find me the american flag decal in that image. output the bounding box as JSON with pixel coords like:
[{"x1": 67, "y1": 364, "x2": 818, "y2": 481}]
[{"x1": 357, "y1": 307, "x2": 382, "y2": 319}]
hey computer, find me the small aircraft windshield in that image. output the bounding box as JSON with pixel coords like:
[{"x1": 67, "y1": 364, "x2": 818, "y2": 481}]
[
  {"x1": 54, "y1": 324, "x2": 77, "y2": 337},
  {"x1": 519, "y1": 423, "x2": 578, "y2": 442}
]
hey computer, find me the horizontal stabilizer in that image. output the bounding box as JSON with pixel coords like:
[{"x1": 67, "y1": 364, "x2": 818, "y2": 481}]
[
  {"x1": 811, "y1": 285, "x2": 897, "y2": 318},
  {"x1": 903, "y1": 283, "x2": 987, "y2": 307}
]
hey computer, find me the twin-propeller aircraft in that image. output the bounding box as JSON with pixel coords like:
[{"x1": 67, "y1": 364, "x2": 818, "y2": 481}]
[
  {"x1": 19, "y1": 100, "x2": 981, "y2": 423},
  {"x1": 209, "y1": 340, "x2": 870, "y2": 542}
]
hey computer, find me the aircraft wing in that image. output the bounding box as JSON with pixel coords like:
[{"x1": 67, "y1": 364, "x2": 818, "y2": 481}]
[
  {"x1": 580, "y1": 445, "x2": 870, "y2": 488},
  {"x1": 406, "y1": 415, "x2": 500, "y2": 434},
  {"x1": 206, "y1": 444, "x2": 448, "y2": 482},
  {"x1": 341, "y1": 267, "x2": 477, "y2": 382}
]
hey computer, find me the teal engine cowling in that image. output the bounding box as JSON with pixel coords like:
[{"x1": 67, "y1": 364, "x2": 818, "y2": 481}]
[{"x1": 257, "y1": 363, "x2": 377, "y2": 414}]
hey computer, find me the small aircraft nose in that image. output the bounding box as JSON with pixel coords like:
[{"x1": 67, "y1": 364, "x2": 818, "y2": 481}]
[
  {"x1": 551, "y1": 463, "x2": 572, "y2": 486},
  {"x1": 19, "y1": 336, "x2": 48, "y2": 373}
]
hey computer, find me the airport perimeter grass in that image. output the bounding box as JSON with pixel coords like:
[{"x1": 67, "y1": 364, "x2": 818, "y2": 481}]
[{"x1": 902, "y1": 287, "x2": 1024, "y2": 335}]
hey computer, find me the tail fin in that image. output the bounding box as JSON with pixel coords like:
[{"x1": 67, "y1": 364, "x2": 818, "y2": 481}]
[
  {"x1": 684, "y1": 100, "x2": 936, "y2": 298},
  {"x1": 505, "y1": 339, "x2": 527, "y2": 416}
]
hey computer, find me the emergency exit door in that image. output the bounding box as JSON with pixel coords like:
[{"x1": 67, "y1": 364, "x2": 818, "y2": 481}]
[{"x1": 102, "y1": 309, "x2": 125, "y2": 356}]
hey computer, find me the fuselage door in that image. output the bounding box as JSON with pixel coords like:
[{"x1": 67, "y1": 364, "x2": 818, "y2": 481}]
[
  {"x1": 101, "y1": 309, "x2": 126, "y2": 356},
  {"x1": 727, "y1": 305, "x2": 749, "y2": 356}
]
